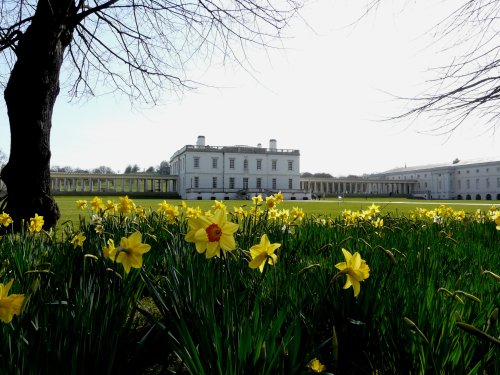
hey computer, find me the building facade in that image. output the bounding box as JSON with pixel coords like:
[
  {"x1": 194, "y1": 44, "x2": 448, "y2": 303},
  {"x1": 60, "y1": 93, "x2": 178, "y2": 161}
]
[
  {"x1": 170, "y1": 136, "x2": 310, "y2": 200},
  {"x1": 374, "y1": 157, "x2": 500, "y2": 200}
]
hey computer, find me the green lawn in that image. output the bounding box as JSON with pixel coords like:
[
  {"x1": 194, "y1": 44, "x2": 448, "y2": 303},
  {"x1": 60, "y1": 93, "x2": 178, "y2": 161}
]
[{"x1": 55, "y1": 195, "x2": 500, "y2": 228}]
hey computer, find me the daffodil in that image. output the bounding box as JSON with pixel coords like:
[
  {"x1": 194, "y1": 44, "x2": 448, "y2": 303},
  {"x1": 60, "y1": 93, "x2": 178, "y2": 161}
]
[
  {"x1": 185, "y1": 209, "x2": 239, "y2": 258},
  {"x1": 0, "y1": 212, "x2": 13, "y2": 227},
  {"x1": 71, "y1": 233, "x2": 86, "y2": 248},
  {"x1": 265, "y1": 195, "x2": 276, "y2": 208},
  {"x1": 275, "y1": 191, "x2": 284, "y2": 203},
  {"x1": 0, "y1": 279, "x2": 25, "y2": 323},
  {"x1": 307, "y1": 358, "x2": 326, "y2": 373},
  {"x1": 118, "y1": 195, "x2": 135, "y2": 214},
  {"x1": 249, "y1": 234, "x2": 280, "y2": 272},
  {"x1": 252, "y1": 195, "x2": 263, "y2": 205},
  {"x1": 334, "y1": 248, "x2": 370, "y2": 297},
  {"x1": 90, "y1": 196, "x2": 104, "y2": 212},
  {"x1": 102, "y1": 238, "x2": 115, "y2": 259},
  {"x1": 106, "y1": 232, "x2": 151, "y2": 274},
  {"x1": 105, "y1": 200, "x2": 118, "y2": 214},
  {"x1": 212, "y1": 200, "x2": 226, "y2": 211},
  {"x1": 76, "y1": 200, "x2": 88, "y2": 210},
  {"x1": 157, "y1": 201, "x2": 179, "y2": 222},
  {"x1": 29, "y1": 214, "x2": 44, "y2": 233}
]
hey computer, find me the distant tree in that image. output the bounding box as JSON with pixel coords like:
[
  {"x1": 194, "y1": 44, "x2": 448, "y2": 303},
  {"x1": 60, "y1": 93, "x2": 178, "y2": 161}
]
[
  {"x1": 313, "y1": 173, "x2": 333, "y2": 178},
  {"x1": 92, "y1": 166, "x2": 115, "y2": 174},
  {"x1": 158, "y1": 161, "x2": 170, "y2": 175},
  {"x1": 51, "y1": 165, "x2": 75, "y2": 173},
  {"x1": 74, "y1": 168, "x2": 90, "y2": 174},
  {"x1": 124, "y1": 164, "x2": 140, "y2": 174},
  {"x1": 145, "y1": 166, "x2": 156, "y2": 173},
  {"x1": 0, "y1": 0, "x2": 302, "y2": 230},
  {"x1": 301, "y1": 172, "x2": 313, "y2": 177}
]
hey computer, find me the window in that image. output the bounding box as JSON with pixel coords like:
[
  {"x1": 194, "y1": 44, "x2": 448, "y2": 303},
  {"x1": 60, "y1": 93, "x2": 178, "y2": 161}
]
[
  {"x1": 288, "y1": 179, "x2": 293, "y2": 189},
  {"x1": 476, "y1": 169, "x2": 479, "y2": 173},
  {"x1": 288, "y1": 160, "x2": 293, "y2": 171},
  {"x1": 272, "y1": 160, "x2": 277, "y2": 170},
  {"x1": 212, "y1": 158, "x2": 218, "y2": 169},
  {"x1": 194, "y1": 176, "x2": 199, "y2": 188},
  {"x1": 243, "y1": 159, "x2": 248, "y2": 170},
  {"x1": 257, "y1": 159, "x2": 262, "y2": 170},
  {"x1": 243, "y1": 178, "x2": 249, "y2": 189},
  {"x1": 497, "y1": 177, "x2": 500, "y2": 188},
  {"x1": 272, "y1": 178, "x2": 277, "y2": 190},
  {"x1": 486, "y1": 178, "x2": 490, "y2": 188},
  {"x1": 229, "y1": 158, "x2": 235, "y2": 169},
  {"x1": 229, "y1": 177, "x2": 235, "y2": 189},
  {"x1": 256, "y1": 178, "x2": 262, "y2": 189},
  {"x1": 193, "y1": 157, "x2": 200, "y2": 168},
  {"x1": 212, "y1": 177, "x2": 217, "y2": 188},
  {"x1": 466, "y1": 179, "x2": 470, "y2": 189}
]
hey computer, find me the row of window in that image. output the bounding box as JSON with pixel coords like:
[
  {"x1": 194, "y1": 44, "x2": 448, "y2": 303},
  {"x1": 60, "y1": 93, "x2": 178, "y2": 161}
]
[
  {"x1": 393, "y1": 166, "x2": 500, "y2": 180},
  {"x1": 194, "y1": 157, "x2": 294, "y2": 171},
  {"x1": 416, "y1": 176, "x2": 500, "y2": 190},
  {"x1": 192, "y1": 176, "x2": 294, "y2": 190}
]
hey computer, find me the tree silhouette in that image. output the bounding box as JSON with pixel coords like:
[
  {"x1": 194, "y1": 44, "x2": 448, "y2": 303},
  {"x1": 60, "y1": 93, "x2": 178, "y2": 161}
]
[
  {"x1": 0, "y1": 0, "x2": 301, "y2": 230},
  {"x1": 366, "y1": 1, "x2": 500, "y2": 134}
]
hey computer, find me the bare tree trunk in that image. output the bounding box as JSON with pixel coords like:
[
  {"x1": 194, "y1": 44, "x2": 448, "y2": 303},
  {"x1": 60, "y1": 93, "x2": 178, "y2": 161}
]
[{"x1": 1, "y1": 1, "x2": 76, "y2": 231}]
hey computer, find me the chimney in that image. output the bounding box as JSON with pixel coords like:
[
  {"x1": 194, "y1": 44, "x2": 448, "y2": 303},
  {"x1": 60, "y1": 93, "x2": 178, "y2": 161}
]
[
  {"x1": 269, "y1": 139, "x2": 277, "y2": 150},
  {"x1": 196, "y1": 135, "x2": 205, "y2": 147}
]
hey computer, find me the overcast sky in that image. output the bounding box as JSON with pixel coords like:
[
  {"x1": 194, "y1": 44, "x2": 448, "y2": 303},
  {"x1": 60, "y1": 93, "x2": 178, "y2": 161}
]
[{"x1": 1, "y1": 0, "x2": 499, "y2": 176}]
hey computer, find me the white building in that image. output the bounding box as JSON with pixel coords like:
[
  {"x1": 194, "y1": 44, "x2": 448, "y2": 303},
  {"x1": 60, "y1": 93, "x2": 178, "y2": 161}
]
[
  {"x1": 170, "y1": 136, "x2": 311, "y2": 200},
  {"x1": 374, "y1": 157, "x2": 500, "y2": 200}
]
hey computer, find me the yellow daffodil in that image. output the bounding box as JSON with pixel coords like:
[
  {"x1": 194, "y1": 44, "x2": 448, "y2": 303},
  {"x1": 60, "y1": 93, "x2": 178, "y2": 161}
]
[
  {"x1": 186, "y1": 206, "x2": 202, "y2": 219},
  {"x1": 265, "y1": 196, "x2": 276, "y2": 208},
  {"x1": 0, "y1": 279, "x2": 25, "y2": 323},
  {"x1": 106, "y1": 232, "x2": 151, "y2": 274},
  {"x1": 212, "y1": 200, "x2": 226, "y2": 211},
  {"x1": 71, "y1": 233, "x2": 86, "y2": 249},
  {"x1": 268, "y1": 208, "x2": 279, "y2": 220},
  {"x1": 249, "y1": 234, "x2": 280, "y2": 272},
  {"x1": 157, "y1": 201, "x2": 179, "y2": 222},
  {"x1": 105, "y1": 200, "x2": 118, "y2": 214},
  {"x1": 372, "y1": 217, "x2": 384, "y2": 229},
  {"x1": 76, "y1": 200, "x2": 88, "y2": 210},
  {"x1": 185, "y1": 209, "x2": 239, "y2": 258},
  {"x1": 252, "y1": 195, "x2": 263, "y2": 205},
  {"x1": 90, "y1": 196, "x2": 104, "y2": 212},
  {"x1": 291, "y1": 207, "x2": 305, "y2": 221},
  {"x1": 29, "y1": 214, "x2": 44, "y2": 233},
  {"x1": 102, "y1": 238, "x2": 115, "y2": 259},
  {"x1": 118, "y1": 195, "x2": 135, "y2": 214},
  {"x1": 275, "y1": 191, "x2": 284, "y2": 203},
  {"x1": 0, "y1": 212, "x2": 13, "y2": 227},
  {"x1": 334, "y1": 248, "x2": 370, "y2": 297},
  {"x1": 307, "y1": 358, "x2": 326, "y2": 373}
]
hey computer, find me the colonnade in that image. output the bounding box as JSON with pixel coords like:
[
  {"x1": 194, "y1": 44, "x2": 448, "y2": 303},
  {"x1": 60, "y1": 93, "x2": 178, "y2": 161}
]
[
  {"x1": 1, "y1": 174, "x2": 416, "y2": 198},
  {"x1": 50, "y1": 173, "x2": 178, "y2": 195},
  {"x1": 300, "y1": 178, "x2": 416, "y2": 197}
]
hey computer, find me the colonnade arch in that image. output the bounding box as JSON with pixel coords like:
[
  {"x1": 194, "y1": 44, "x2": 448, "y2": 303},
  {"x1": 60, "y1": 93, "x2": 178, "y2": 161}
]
[{"x1": 299, "y1": 177, "x2": 417, "y2": 197}]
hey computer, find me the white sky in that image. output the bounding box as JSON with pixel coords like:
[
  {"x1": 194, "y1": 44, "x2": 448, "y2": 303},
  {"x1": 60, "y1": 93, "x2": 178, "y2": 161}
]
[{"x1": 1, "y1": 0, "x2": 499, "y2": 176}]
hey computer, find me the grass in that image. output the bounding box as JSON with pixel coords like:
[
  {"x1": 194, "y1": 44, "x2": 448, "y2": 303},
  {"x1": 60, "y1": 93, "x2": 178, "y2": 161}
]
[
  {"x1": 55, "y1": 195, "x2": 500, "y2": 229},
  {"x1": 1, "y1": 194, "x2": 499, "y2": 374}
]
